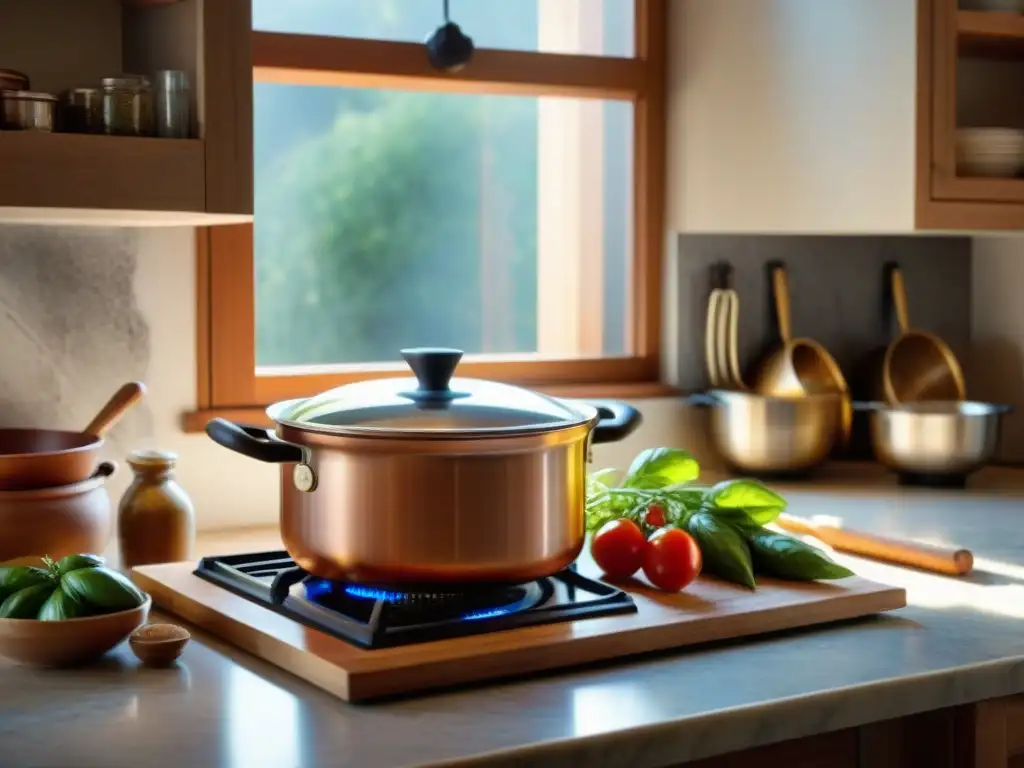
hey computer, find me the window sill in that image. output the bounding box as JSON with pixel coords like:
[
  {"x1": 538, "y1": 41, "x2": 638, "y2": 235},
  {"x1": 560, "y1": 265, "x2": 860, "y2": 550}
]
[{"x1": 181, "y1": 381, "x2": 679, "y2": 433}]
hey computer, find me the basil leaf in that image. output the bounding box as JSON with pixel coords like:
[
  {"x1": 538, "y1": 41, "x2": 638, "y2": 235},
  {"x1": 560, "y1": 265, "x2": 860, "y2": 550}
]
[
  {"x1": 746, "y1": 531, "x2": 854, "y2": 581},
  {"x1": 587, "y1": 468, "x2": 619, "y2": 491},
  {"x1": 706, "y1": 479, "x2": 786, "y2": 511},
  {"x1": 623, "y1": 448, "x2": 700, "y2": 490},
  {"x1": 686, "y1": 512, "x2": 756, "y2": 589},
  {"x1": 710, "y1": 505, "x2": 783, "y2": 527}
]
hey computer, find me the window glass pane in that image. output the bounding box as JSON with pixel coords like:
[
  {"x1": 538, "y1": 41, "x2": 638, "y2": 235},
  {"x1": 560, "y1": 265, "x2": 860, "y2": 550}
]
[
  {"x1": 254, "y1": 84, "x2": 633, "y2": 367},
  {"x1": 252, "y1": 0, "x2": 634, "y2": 58}
]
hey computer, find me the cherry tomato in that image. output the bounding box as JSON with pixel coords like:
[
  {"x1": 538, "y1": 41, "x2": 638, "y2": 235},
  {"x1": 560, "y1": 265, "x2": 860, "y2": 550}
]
[
  {"x1": 644, "y1": 504, "x2": 666, "y2": 528},
  {"x1": 591, "y1": 519, "x2": 646, "y2": 579},
  {"x1": 642, "y1": 527, "x2": 702, "y2": 592}
]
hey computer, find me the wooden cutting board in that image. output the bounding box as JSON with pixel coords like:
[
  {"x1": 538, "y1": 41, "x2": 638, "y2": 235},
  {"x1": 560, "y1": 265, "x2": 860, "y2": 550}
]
[{"x1": 133, "y1": 553, "x2": 906, "y2": 703}]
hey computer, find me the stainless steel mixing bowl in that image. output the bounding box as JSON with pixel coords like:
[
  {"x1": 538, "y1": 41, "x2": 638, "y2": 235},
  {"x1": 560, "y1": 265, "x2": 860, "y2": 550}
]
[
  {"x1": 687, "y1": 390, "x2": 844, "y2": 474},
  {"x1": 857, "y1": 400, "x2": 1011, "y2": 475}
]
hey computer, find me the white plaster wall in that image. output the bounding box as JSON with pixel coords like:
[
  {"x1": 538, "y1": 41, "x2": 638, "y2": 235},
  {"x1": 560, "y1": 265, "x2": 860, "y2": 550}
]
[
  {"x1": 130, "y1": 228, "x2": 706, "y2": 530},
  {"x1": 667, "y1": 0, "x2": 917, "y2": 234}
]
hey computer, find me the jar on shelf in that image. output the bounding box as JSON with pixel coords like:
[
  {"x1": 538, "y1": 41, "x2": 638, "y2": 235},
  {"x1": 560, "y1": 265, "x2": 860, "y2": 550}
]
[
  {"x1": 154, "y1": 69, "x2": 190, "y2": 139},
  {"x1": 61, "y1": 87, "x2": 103, "y2": 134},
  {"x1": 117, "y1": 449, "x2": 195, "y2": 569},
  {"x1": 1, "y1": 90, "x2": 56, "y2": 131},
  {"x1": 100, "y1": 75, "x2": 153, "y2": 137}
]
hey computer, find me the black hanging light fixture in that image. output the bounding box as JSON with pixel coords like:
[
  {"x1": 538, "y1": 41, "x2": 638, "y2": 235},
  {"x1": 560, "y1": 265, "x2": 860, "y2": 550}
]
[{"x1": 425, "y1": 0, "x2": 475, "y2": 72}]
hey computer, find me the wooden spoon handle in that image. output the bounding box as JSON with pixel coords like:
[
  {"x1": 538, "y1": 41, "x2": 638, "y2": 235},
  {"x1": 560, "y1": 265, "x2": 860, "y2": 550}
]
[
  {"x1": 776, "y1": 514, "x2": 973, "y2": 576},
  {"x1": 890, "y1": 266, "x2": 911, "y2": 334},
  {"x1": 771, "y1": 265, "x2": 793, "y2": 343},
  {"x1": 84, "y1": 382, "x2": 147, "y2": 437}
]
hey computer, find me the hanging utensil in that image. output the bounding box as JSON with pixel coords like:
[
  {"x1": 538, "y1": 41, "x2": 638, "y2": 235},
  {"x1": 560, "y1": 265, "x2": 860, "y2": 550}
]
[
  {"x1": 881, "y1": 264, "x2": 965, "y2": 405},
  {"x1": 719, "y1": 263, "x2": 747, "y2": 391},
  {"x1": 705, "y1": 264, "x2": 726, "y2": 388},
  {"x1": 753, "y1": 261, "x2": 851, "y2": 442}
]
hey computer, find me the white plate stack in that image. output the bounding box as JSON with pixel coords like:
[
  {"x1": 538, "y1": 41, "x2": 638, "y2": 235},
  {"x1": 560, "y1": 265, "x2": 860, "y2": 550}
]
[{"x1": 956, "y1": 128, "x2": 1024, "y2": 178}]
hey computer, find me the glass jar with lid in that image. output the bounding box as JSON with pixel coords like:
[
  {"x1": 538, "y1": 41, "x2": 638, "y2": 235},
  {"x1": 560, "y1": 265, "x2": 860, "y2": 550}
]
[
  {"x1": 117, "y1": 449, "x2": 195, "y2": 568},
  {"x1": 101, "y1": 75, "x2": 153, "y2": 136}
]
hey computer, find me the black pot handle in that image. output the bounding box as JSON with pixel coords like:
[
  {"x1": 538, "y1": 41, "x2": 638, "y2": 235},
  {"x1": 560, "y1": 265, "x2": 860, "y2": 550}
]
[
  {"x1": 205, "y1": 418, "x2": 306, "y2": 464},
  {"x1": 589, "y1": 401, "x2": 643, "y2": 445},
  {"x1": 92, "y1": 461, "x2": 117, "y2": 480}
]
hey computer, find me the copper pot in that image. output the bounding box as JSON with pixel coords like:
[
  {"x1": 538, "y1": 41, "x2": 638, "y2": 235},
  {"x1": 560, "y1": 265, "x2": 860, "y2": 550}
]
[
  {"x1": 0, "y1": 462, "x2": 116, "y2": 564},
  {"x1": 205, "y1": 348, "x2": 642, "y2": 585}
]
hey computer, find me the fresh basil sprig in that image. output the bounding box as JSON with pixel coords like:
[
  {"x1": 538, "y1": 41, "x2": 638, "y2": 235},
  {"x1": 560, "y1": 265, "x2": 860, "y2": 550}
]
[{"x1": 585, "y1": 446, "x2": 856, "y2": 589}]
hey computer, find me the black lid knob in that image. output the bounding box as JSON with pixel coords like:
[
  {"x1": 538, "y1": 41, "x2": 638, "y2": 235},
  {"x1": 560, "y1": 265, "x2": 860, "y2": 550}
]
[{"x1": 401, "y1": 348, "x2": 463, "y2": 394}]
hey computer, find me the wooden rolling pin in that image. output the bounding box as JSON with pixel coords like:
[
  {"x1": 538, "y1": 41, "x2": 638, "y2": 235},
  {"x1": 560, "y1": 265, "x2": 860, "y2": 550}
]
[{"x1": 775, "y1": 514, "x2": 974, "y2": 576}]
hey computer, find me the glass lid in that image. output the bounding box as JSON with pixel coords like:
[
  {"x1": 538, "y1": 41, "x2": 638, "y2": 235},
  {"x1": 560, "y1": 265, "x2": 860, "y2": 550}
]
[{"x1": 274, "y1": 348, "x2": 589, "y2": 435}]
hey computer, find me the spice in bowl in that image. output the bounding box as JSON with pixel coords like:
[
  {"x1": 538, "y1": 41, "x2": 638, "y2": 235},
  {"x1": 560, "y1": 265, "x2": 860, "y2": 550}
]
[{"x1": 129, "y1": 622, "x2": 190, "y2": 666}]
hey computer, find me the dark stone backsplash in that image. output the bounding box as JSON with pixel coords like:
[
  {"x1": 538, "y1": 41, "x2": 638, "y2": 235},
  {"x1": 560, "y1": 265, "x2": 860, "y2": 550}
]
[
  {"x1": 0, "y1": 226, "x2": 152, "y2": 464},
  {"x1": 674, "y1": 235, "x2": 973, "y2": 393}
]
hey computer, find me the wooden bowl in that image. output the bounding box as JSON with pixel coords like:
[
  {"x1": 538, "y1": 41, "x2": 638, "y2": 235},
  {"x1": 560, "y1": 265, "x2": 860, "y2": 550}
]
[
  {"x1": 0, "y1": 597, "x2": 150, "y2": 667},
  {"x1": 129, "y1": 623, "x2": 190, "y2": 666}
]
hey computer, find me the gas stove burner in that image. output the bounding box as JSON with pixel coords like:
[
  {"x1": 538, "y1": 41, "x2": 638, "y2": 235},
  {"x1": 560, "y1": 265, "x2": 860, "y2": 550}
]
[
  {"x1": 307, "y1": 578, "x2": 546, "y2": 620},
  {"x1": 338, "y1": 583, "x2": 467, "y2": 604},
  {"x1": 194, "y1": 551, "x2": 636, "y2": 650}
]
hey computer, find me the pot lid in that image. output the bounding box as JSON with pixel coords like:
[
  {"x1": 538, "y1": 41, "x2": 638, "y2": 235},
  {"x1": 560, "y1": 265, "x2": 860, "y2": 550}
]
[{"x1": 273, "y1": 348, "x2": 589, "y2": 435}]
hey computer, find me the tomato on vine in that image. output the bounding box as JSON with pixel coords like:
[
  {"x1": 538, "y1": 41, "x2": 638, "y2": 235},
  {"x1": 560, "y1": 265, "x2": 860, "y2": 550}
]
[
  {"x1": 642, "y1": 527, "x2": 702, "y2": 592},
  {"x1": 590, "y1": 519, "x2": 646, "y2": 579},
  {"x1": 644, "y1": 504, "x2": 666, "y2": 528}
]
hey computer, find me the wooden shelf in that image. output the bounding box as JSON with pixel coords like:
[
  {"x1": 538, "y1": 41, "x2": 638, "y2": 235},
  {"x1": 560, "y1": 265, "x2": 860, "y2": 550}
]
[
  {"x1": 958, "y1": 10, "x2": 1024, "y2": 57},
  {"x1": 0, "y1": 132, "x2": 252, "y2": 227},
  {"x1": 933, "y1": 173, "x2": 1024, "y2": 204}
]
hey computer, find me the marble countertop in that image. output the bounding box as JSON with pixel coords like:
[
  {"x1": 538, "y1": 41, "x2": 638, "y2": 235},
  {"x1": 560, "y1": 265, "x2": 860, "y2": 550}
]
[{"x1": 5, "y1": 471, "x2": 1024, "y2": 767}]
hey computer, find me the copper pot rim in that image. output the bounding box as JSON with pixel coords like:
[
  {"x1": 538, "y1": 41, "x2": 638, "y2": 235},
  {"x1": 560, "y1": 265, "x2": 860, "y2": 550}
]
[
  {"x1": 0, "y1": 461, "x2": 115, "y2": 500},
  {"x1": 276, "y1": 421, "x2": 593, "y2": 453},
  {"x1": 267, "y1": 397, "x2": 600, "y2": 440}
]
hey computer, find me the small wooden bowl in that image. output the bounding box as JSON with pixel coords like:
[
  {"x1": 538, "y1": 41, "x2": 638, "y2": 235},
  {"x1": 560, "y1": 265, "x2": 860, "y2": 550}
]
[
  {"x1": 129, "y1": 623, "x2": 190, "y2": 666},
  {"x1": 0, "y1": 597, "x2": 150, "y2": 667}
]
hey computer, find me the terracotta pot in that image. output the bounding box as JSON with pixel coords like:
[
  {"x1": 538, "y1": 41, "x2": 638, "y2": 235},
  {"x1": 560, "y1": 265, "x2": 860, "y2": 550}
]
[{"x1": 0, "y1": 462, "x2": 116, "y2": 564}]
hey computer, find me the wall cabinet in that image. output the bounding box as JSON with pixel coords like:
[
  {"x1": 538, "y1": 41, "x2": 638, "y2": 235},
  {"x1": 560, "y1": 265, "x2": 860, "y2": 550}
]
[
  {"x1": 0, "y1": 0, "x2": 252, "y2": 226},
  {"x1": 668, "y1": 0, "x2": 1024, "y2": 234}
]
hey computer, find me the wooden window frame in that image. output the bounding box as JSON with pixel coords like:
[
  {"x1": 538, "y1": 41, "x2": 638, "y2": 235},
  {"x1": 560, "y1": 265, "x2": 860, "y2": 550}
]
[{"x1": 187, "y1": 1, "x2": 669, "y2": 431}]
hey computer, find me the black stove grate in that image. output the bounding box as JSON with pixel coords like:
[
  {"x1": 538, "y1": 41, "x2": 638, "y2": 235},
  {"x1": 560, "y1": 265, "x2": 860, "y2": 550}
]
[{"x1": 194, "y1": 551, "x2": 637, "y2": 650}]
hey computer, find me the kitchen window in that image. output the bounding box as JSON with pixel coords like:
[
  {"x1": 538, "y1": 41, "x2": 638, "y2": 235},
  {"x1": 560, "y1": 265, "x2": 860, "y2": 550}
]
[{"x1": 191, "y1": 0, "x2": 667, "y2": 428}]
